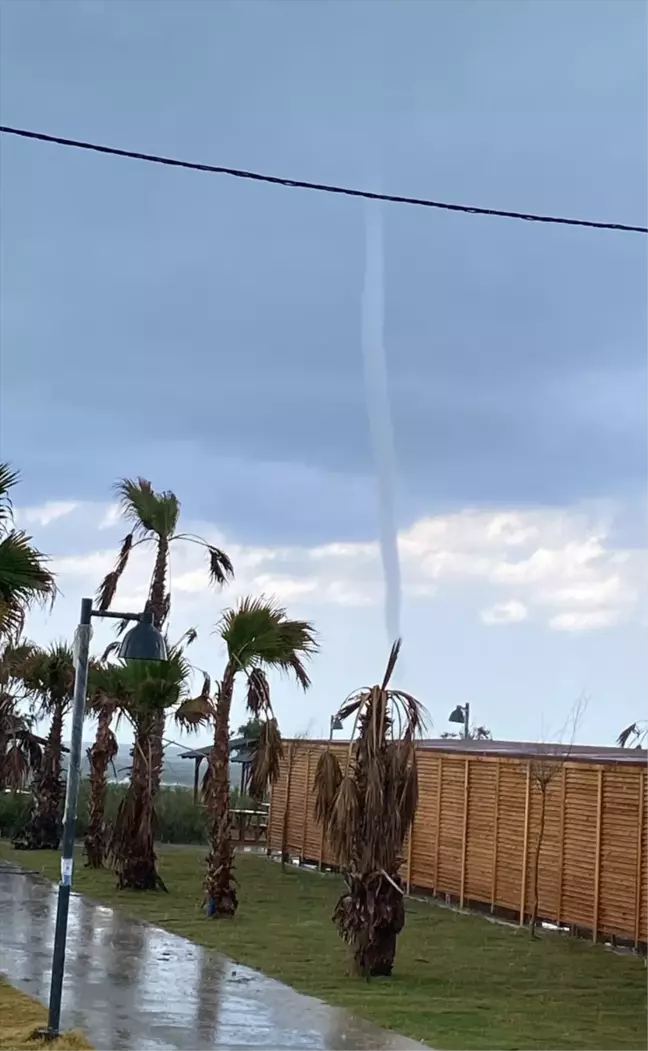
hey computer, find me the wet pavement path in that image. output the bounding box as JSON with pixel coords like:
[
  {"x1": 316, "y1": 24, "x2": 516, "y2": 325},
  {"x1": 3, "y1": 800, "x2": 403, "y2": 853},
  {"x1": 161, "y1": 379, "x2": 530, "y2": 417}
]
[{"x1": 0, "y1": 862, "x2": 427, "y2": 1050}]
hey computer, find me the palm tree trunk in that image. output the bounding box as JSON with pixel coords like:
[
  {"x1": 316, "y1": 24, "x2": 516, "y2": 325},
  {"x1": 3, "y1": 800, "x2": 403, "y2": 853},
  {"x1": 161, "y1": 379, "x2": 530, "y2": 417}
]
[
  {"x1": 204, "y1": 661, "x2": 237, "y2": 917},
  {"x1": 84, "y1": 708, "x2": 117, "y2": 868},
  {"x1": 14, "y1": 704, "x2": 64, "y2": 850},
  {"x1": 110, "y1": 714, "x2": 161, "y2": 890},
  {"x1": 335, "y1": 871, "x2": 406, "y2": 977},
  {"x1": 148, "y1": 536, "x2": 169, "y2": 798}
]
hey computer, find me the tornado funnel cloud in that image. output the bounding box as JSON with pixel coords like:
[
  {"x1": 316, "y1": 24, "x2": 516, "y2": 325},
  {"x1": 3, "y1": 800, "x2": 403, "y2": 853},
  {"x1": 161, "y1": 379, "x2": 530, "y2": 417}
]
[{"x1": 361, "y1": 200, "x2": 402, "y2": 644}]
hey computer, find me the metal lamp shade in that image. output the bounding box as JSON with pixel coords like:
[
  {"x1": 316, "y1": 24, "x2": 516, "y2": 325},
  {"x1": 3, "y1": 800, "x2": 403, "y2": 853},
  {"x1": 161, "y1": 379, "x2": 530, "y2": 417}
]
[
  {"x1": 448, "y1": 704, "x2": 466, "y2": 725},
  {"x1": 331, "y1": 715, "x2": 344, "y2": 732},
  {"x1": 118, "y1": 620, "x2": 168, "y2": 662}
]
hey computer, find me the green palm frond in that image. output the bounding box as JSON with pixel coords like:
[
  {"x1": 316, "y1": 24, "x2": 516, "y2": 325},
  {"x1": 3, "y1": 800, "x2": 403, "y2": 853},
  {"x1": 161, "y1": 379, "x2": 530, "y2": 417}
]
[
  {"x1": 218, "y1": 596, "x2": 318, "y2": 679},
  {"x1": 0, "y1": 462, "x2": 20, "y2": 527},
  {"x1": 114, "y1": 478, "x2": 180, "y2": 538},
  {"x1": 17, "y1": 641, "x2": 76, "y2": 715},
  {"x1": 0, "y1": 530, "x2": 56, "y2": 640}
]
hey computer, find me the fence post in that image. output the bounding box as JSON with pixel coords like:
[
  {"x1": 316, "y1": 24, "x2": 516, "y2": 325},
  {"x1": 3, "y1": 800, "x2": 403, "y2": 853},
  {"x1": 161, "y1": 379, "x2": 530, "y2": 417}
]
[
  {"x1": 460, "y1": 758, "x2": 470, "y2": 909},
  {"x1": 557, "y1": 765, "x2": 566, "y2": 926},
  {"x1": 281, "y1": 743, "x2": 295, "y2": 863},
  {"x1": 491, "y1": 759, "x2": 501, "y2": 913},
  {"x1": 519, "y1": 762, "x2": 531, "y2": 926},
  {"x1": 592, "y1": 767, "x2": 604, "y2": 943},
  {"x1": 433, "y1": 756, "x2": 443, "y2": 894},
  {"x1": 301, "y1": 749, "x2": 311, "y2": 864},
  {"x1": 266, "y1": 779, "x2": 274, "y2": 856},
  {"x1": 406, "y1": 826, "x2": 414, "y2": 894},
  {"x1": 635, "y1": 771, "x2": 645, "y2": 949}
]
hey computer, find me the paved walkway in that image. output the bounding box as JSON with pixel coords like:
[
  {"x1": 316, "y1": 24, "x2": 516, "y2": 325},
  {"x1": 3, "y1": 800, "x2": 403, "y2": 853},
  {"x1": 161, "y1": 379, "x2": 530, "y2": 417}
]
[{"x1": 0, "y1": 862, "x2": 427, "y2": 1050}]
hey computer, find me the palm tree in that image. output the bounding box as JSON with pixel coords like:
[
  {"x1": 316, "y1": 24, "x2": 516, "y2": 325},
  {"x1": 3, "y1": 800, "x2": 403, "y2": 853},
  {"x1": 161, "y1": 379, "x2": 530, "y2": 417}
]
[
  {"x1": 0, "y1": 691, "x2": 42, "y2": 792},
  {"x1": 176, "y1": 597, "x2": 318, "y2": 918},
  {"x1": 0, "y1": 643, "x2": 42, "y2": 791},
  {"x1": 96, "y1": 478, "x2": 234, "y2": 795},
  {"x1": 10, "y1": 642, "x2": 76, "y2": 850},
  {"x1": 313, "y1": 641, "x2": 427, "y2": 978},
  {"x1": 83, "y1": 663, "x2": 119, "y2": 868},
  {"x1": 107, "y1": 642, "x2": 196, "y2": 890},
  {"x1": 0, "y1": 463, "x2": 56, "y2": 641}
]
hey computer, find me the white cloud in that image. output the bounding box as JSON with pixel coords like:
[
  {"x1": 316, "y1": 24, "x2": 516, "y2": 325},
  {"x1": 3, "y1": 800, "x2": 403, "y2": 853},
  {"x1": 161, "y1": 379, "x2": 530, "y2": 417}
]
[
  {"x1": 548, "y1": 610, "x2": 621, "y2": 632},
  {"x1": 17, "y1": 501, "x2": 79, "y2": 527},
  {"x1": 22, "y1": 500, "x2": 646, "y2": 634},
  {"x1": 480, "y1": 600, "x2": 528, "y2": 626}
]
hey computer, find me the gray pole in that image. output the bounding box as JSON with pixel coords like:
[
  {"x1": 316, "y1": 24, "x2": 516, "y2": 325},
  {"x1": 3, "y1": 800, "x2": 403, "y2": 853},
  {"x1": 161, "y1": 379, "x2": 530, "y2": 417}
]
[
  {"x1": 46, "y1": 596, "x2": 92, "y2": 1037},
  {"x1": 464, "y1": 702, "x2": 470, "y2": 740}
]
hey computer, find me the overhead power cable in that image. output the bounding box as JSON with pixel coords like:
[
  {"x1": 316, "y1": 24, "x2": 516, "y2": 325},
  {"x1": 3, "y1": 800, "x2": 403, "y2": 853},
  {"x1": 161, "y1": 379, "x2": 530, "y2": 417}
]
[{"x1": 1, "y1": 124, "x2": 646, "y2": 235}]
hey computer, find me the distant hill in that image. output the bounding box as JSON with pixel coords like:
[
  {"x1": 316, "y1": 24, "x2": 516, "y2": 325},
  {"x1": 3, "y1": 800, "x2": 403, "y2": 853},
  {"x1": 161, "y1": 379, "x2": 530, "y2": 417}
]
[{"x1": 63, "y1": 742, "x2": 242, "y2": 789}]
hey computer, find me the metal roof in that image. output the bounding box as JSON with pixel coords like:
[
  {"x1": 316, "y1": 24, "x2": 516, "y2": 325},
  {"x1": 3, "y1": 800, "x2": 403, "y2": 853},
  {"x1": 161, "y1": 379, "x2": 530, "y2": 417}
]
[
  {"x1": 416, "y1": 738, "x2": 646, "y2": 766},
  {"x1": 279, "y1": 736, "x2": 646, "y2": 767},
  {"x1": 178, "y1": 736, "x2": 256, "y2": 763}
]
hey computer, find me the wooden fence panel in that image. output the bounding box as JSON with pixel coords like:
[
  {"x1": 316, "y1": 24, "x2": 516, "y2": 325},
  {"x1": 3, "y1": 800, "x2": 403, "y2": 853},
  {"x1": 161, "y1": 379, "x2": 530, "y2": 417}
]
[
  {"x1": 639, "y1": 773, "x2": 647, "y2": 946},
  {"x1": 494, "y1": 761, "x2": 527, "y2": 913},
  {"x1": 285, "y1": 749, "x2": 308, "y2": 856},
  {"x1": 409, "y1": 753, "x2": 441, "y2": 891},
  {"x1": 599, "y1": 767, "x2": 642, "y2": 939},
  {"x1": 464, "y1": 758, "x2": 497, "y2": 906},
  {"x1": 302, "y1": 749, "x2": 323, "y2": 863},
  {"x1": 436, "y1": 757, "x2": 464, "y2": 898},
  {"x1": 267, "y1": 744, "x2": 290, "y2": 852},
  {"x1": 267, "y1": 742, "x2": 646, "y2": 945},
  {"x1": 525, "y1": 772, "x2": 563, "y2": 924},
  {"x1": 561, "y1": 764, "x2": 598, "y2": 930}
]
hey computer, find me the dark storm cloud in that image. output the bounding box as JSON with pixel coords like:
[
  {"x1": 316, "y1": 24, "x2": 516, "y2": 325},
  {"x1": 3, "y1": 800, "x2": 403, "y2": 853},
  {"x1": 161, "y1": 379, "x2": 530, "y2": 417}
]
[{"x1": 1, "y1": 0, "x2": 646, "y2": 523}]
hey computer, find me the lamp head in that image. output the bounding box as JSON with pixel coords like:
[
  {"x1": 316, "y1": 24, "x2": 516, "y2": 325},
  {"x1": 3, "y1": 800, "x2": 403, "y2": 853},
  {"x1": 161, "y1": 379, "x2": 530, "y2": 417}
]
[
  {"x1": 448, "y1": 704, "x2": 466, "y2": 725},
  {"x1": 117, "y1": 610, "x2": 168, "y2": 662}
]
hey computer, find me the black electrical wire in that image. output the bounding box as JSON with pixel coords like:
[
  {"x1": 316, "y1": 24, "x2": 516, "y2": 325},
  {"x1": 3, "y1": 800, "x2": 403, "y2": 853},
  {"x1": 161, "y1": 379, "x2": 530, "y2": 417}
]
[{"x1": 1, "y1": 124, "x2": 646, "y2": 234}]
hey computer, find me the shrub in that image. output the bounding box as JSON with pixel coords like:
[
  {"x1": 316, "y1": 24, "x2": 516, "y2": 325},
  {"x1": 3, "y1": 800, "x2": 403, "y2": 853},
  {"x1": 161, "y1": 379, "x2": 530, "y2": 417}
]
[{"x1": 0, "y1": 781, "x2": 258, "y2": 845}]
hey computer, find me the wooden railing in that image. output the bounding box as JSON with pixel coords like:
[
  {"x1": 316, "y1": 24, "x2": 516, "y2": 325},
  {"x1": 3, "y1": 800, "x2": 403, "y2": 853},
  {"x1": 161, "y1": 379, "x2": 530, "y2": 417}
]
[{"x1": 267, "y1": 741, "x2": 647, "y2": 947}]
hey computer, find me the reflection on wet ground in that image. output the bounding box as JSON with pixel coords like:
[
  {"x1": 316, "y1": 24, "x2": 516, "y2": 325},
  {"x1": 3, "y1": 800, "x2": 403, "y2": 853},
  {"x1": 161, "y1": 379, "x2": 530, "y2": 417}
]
[{"x1": 0, "y1": 863, "x2": 427, "y2": 1050}]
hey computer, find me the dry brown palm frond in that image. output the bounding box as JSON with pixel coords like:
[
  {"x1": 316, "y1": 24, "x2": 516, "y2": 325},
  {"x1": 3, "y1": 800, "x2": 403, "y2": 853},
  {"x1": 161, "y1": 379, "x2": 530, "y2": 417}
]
[
  {"x1": 100, "y1": 640, "x2": 121, "y2": 662},
  {"x1": 174, "y1": 692, "x2": 213, "y2": 731},
  {"x1": 96, "y1": 533, "x2": 133, "y2": 612},
  {"x1": 248, "y1": 717, "x2": 283, "y2": 799},
  {"x1": 246, "y1": 667, "x2": 271, "y2": 716},
  {"x1": 329, "y1": 774, "x2": 359, "y2": 866},
  {"x1": 381, "y1": 639, "x2": 402, "y2": 690},
  {"x1": 313, "y1": 748, "x2": 342, "y2": 825}
]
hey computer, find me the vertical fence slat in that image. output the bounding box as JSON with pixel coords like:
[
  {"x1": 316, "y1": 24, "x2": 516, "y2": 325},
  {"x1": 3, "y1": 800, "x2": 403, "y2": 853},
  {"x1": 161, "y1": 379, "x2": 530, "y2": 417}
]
[
  {"x1": 557, "y1": 764, "x2": 566, "y2": 926},
  {"x1": 460, "y1": 758, "x2": 470, "y2": 908},
  {"x1": 281, "y1": 743, "x2": 294, "y2": 860},
  {"x1": 406, "y1": 823, "x2": 414, "y2": 894},
  {"x1": 433, "y1": 756, "x2": 443, "y2": 893},
  {"x1": 267, "y1": 778, "x2": 275, "y2": 855},
  {"x1": 490, "y1": 759, "x2": 500, "y2": 912},
  {"x1": 592, "y1": 767, "x2": 604, "y2": 943},
  {"x1": 635, "y1": 771, "x2": 645, "y2": 948},
  {"x1": 519, "y1": 763, "x2": 531, "y2": 925},
  {"x1": 300, "y1": 750, "x2": 311, "y2": 863}
]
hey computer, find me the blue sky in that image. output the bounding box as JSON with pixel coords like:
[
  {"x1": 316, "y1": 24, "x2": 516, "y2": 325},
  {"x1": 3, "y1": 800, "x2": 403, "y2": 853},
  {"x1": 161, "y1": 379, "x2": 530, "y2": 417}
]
[{"x1": 1, "y1": 0, "x2": 646, "y2": 746}]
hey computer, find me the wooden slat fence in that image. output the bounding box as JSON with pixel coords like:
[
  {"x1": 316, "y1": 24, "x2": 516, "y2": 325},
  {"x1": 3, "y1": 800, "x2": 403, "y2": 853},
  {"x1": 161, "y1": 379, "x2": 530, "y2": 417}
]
[{"x1": 268, "y1": 742, "x2": 647, "y2": 947}]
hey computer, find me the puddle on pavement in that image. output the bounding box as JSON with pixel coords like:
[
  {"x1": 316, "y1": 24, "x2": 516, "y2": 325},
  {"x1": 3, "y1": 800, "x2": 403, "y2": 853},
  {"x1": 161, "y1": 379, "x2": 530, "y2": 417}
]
[{"x1": 0, "y1": 863, "x2": 428, "y2": 1050}]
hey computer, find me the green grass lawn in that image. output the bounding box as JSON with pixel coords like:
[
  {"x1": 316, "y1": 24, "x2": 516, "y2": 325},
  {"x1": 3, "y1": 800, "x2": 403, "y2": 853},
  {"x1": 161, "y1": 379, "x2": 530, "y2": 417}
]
[
  {"x1": 0, "y1": 977, "x2": 91, "y2": 1051},
  {"x1": 0, "y1": 841, "x2": 645, "y2": 1051}
]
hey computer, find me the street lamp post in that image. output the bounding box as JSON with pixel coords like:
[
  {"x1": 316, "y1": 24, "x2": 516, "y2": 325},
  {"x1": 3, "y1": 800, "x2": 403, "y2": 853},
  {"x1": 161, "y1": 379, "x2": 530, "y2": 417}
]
[
  {"x1": 329, "y1": 714, "x2": 343, "y2": 740},
  {"x1": 448, "y1": 703, "x2": 470, "y2": 740},
  {"x1": 44, "y1": 598, "x2": 167, "y2": 1040}
]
